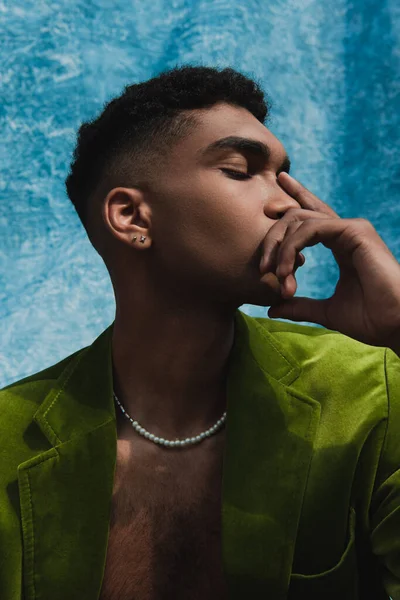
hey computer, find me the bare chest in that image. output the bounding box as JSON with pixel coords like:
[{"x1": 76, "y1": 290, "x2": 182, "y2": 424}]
[{"x1": 98, "y1": 435, "x2": 229, "y2": 600}]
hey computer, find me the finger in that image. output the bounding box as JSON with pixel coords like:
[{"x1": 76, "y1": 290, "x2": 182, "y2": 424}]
[
  {"x1": 260, "y1": 209, "x2": 331, "y2": 273},
  {"x1": 296, "y1": 252, "x2": 306, "y2": 268},
  {"x1": 268, "y1": 297, "x2": 331, "y2": 327},
  {"x1": 279, "y1": 253, "x2": 305, "y2": 295},
  {"x1": 275, "y1": 219, "x2": 347, "y2": 282},
  {"x1": 275, "y1": 221, "x2": 305, "y2": 281},
  {"x1": 280, "y1": 272, "x2": 298, "y2": 298},
  {"x1": 278, "y1": 172, "x2": 340, "y2": 218}
]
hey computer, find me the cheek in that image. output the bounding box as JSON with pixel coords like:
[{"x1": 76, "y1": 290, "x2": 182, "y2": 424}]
[
  {"x1": 184, "y1": 214, "x2": 265, "y2": 278},
  {"x1": 155, "y1": 184, "x2": 264, "y2": 272}
]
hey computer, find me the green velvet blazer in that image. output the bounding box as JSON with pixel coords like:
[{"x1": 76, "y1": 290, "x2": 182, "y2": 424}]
[{"x1": 1, "y1": 309, "x2": 399, "y2": 600}]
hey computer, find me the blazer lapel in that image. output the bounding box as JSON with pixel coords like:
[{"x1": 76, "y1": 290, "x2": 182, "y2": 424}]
[
  {"x1": 17, "y1": 309, "x2": 321, "y2": 600},
  {"x1": 17, "y1": 325, "x2": 118, "y2": 600},
  {"x1": 221, "y1": 312, "x2": 321, "y2": 599}
]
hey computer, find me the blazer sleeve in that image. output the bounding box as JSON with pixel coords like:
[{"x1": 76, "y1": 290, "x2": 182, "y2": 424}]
[{"x1": 370, "y1": 347, "x2": 400, "y2": 600}]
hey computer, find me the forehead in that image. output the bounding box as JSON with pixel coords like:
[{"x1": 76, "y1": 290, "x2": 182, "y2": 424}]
[{"x1": 181, "y1": 103, "x2": 287, "y2": 163}]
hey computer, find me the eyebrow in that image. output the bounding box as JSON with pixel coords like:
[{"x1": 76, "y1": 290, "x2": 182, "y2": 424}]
[{"x1": 197, "y1": 135, "x2": 291, "y2": 174}]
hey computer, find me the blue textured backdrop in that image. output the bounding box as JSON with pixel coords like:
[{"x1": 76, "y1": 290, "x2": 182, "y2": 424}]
[{"x1": 1, "y1": 0, "x2": 399, "y2": 388}]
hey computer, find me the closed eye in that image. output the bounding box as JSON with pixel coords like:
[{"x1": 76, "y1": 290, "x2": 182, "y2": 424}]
[
  {"x1": 221, "y1": 167, "x2": 290, "y2": 181},
  {"x1": 220, "y1": 169, "x2": 252, "y2": 181}
]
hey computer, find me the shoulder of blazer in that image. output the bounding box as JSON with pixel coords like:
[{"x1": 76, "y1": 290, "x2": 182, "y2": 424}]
[
  {"x1": 0, "y1": 346, "x2": 88, "y2": 447},
  {"x1": 254, "y1": 316, "x2": 386, "y2": 362}
]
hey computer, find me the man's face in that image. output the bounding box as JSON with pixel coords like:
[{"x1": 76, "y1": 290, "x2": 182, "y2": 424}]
[{"x1": 144, "y1": 102, "x2": 303, "y2": 309}]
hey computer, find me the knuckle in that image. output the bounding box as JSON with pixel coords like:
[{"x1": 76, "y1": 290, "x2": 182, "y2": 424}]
[
  {"x1": 357, "y1": 217, "x2": 372, "y2": 227},
  {"x1": 351, "y1": 218, "x2": 374, "y2": 233}
]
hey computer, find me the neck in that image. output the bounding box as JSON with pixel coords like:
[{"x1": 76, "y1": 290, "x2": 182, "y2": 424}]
[{"x1": 111, "y1": 303, "x2": 237, "y2": 441}]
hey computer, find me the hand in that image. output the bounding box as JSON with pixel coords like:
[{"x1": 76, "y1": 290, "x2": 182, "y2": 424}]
[{"x1": 259, "y1": 172, "x2": 400, "y2": 350}]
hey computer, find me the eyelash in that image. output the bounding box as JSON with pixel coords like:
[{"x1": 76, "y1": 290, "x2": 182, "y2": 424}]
[
  {"x1": 221, "y1": 169, "x2": 252, "y2": 181},
  {"x1": 221, "y1": 168, "x2": 288, "y2": 181}
]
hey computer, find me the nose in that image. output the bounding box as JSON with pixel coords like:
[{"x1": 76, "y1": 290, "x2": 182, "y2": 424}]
[{"x1": 266, "y1": 185, "x2": 301, "y2": 220}]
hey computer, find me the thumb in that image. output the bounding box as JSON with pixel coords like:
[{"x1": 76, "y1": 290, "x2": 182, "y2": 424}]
[{"x1": 268, "y1": 297, "x2": 329, "y2": 327}]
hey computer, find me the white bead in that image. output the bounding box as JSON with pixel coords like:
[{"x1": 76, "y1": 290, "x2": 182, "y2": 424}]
[{"x1": 113, "y1": 391, "x2": 226, "y2": 449}]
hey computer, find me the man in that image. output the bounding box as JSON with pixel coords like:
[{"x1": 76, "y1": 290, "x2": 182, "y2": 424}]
[{"x1": 1, "y1": 65, "x2": 399, "y2": 600}]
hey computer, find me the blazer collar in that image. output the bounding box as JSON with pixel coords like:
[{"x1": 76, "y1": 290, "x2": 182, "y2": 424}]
[{"x1": 18, "y1": 309, "x2": 321, "y2": 600}]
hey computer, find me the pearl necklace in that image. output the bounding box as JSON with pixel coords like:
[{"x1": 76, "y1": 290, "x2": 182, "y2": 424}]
[{"x1": 113, "y1": 391, "x2": 227, "y2": 448}]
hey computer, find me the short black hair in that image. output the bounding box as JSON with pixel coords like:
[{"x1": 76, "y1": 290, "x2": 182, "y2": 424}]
[{"x1": 65, "y1": 64, "x2": 272, "y2": 253}]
